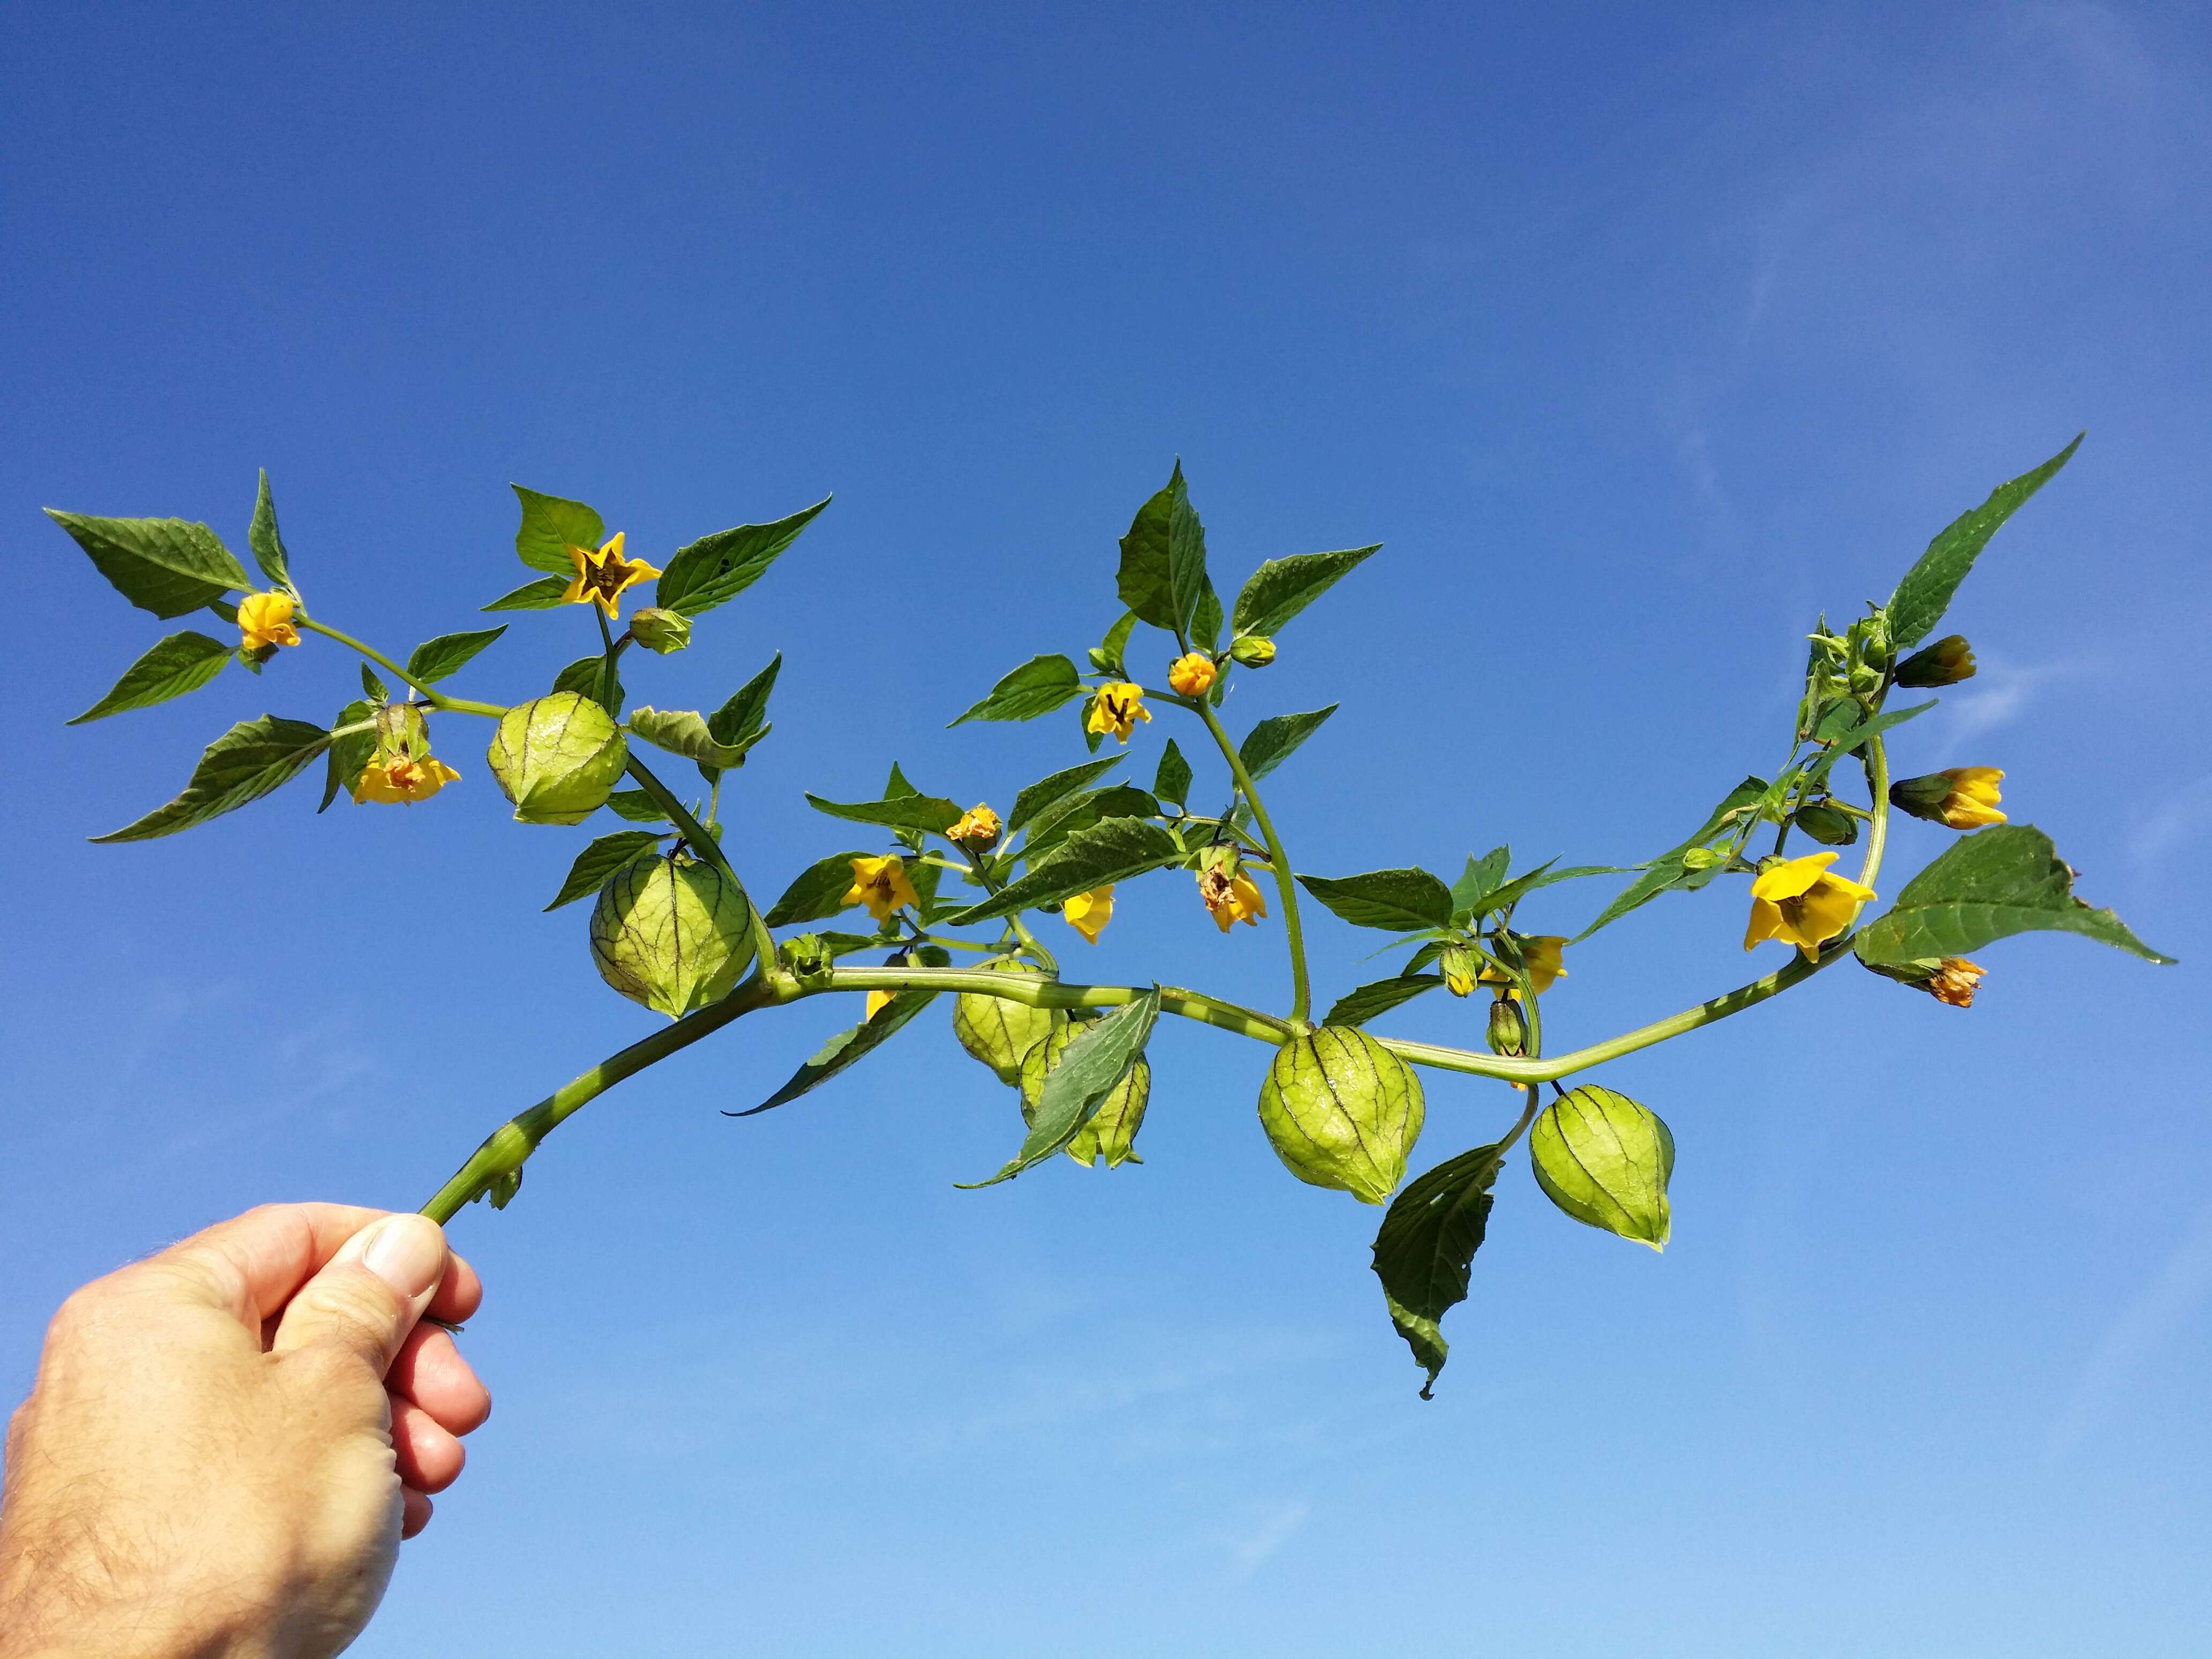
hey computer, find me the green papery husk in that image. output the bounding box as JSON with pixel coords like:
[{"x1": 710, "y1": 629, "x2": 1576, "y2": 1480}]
[
  {"x1": 1256, "y1": 1026, "x2": 1425, "y2": 1205},
  {"x1": 588, "y1": 852, "x2": 757, "y2": 1019},
  {"x1": 1528, "y1": 1085, "x2": 1673, "y2": 1250},
  {"x1": 1019, "y1": 1020, "x2": 1150, "y2": 1168},
  {"x1": 951, "y1": 958, "x2": 1064, "y2": 1085},
  {"x1": 488, "y1": 691, "x2": 627, "y2": 825}
]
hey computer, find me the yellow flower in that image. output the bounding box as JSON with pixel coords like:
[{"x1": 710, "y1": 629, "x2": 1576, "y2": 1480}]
[
  {"x1": 1440, "y1": 943, "x2": 1477, "y2": 997},
  {"x1": 1894, "y1": 634, "x2": 1977, "y2": 688},
  {"x1": 1168, "y1": 653, "x2": 1217, "y2": 698},
  {"x1": 865, "y1": 989, "x2": 895, "y2": 1021},
  {"x1": 1889, "y1": 766, "x2": 2006, "y2": 830},
  {"x1": 561, "y1": 531, "x2": 662, "y2": 618},
  {"x1": 237, "y1": 590, "x2": 300, "y2": 651},
  {"x1": 1743, "y1": 852, "x2": 1877, "y2": 960},
  {"x1": 1086, "y1": 683, "x2": 1151, "y2": 743},
  {"x1": 1063, "y1": 885, "x2": 1114, "y2": 943},
  {"x1": 1919, "y1": 957, "x2": 1985, "y2": 1007},
  {"x1": 1479, "y1": 935, "x2": 1568, "y2": 998},
  {"x1": 947, "y1": 803, "x2": 1002, "y2": 849},
  {"x1": 843, "y1": 854, "x2": 920, "y2": 922},
  {"x1": 352, "y1": 753, "x2": 460, "y2": 805},
  {"x1": 1198, "y1": 865, "x2": 1268, "y2": 932}
]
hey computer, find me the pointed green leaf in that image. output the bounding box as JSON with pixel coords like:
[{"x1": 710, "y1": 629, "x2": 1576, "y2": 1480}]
[
  {"x1": 1096, "y1": 609, "x2": 1138, "y2": 675},
  {"x1": 708, "y1": 654, "x2": 781, "y2": 749},
  {"x1": 1372, "y1": 1141, "x2": 1508, "y2": 1398},
  {"x1": 805, "y1": 790, "x2": 962, "y2": 835},
  {"x1": 949, "y1": 654, "x2": 1085, "y2": 725},
  {"x1": 545, "y1": 831, "x2": 667, "y2": 910},
  {"x1": 602, "y1": 788, "x2": 670, "y2": 824},
  {"x1": 248, "y1": 470, "x2": 293, "y2": 591},
  {"x1": 630, "y1": 706, "x2": 752, "y2": 770},
  {"x1": 1115, "y1": 464, "x2": 1181, "y2": 630},
  {"x1": 553, "y1": 654, "x2": 622, "y2": 716},
  {"x1": 1325, "y1": 973, "x2": 1446, "y2": 1028},
  {"x1": 360, "y1": 663, "x2": 388, "y2": 701},
  {"x1": 1152, "y1": 738, "x2": 1193, "y2": 808},
  {"x1": 654, "y1": 496, "x2": 831, "y2": 617},
  {"x1": 47, "y1": 511, "x2": 252, "y2": 618},
  {"x1": 764, "y1": 850, "x2": 875, "y2": 927},
  {"x1": 960, "y1": 991, "x2": 1160, "y2": 1186},
  {"x1": 1231, "y1": 544, "x2": 1381, "y2": 640},
  {"x1": 734, "y1": 989, "x2": 939, "y2": 1116},
  {"x1": 93, "y1": 715, "x2": 330, "y2": 842},
  {"x1": 1190, "y1": 576, "x2": 1223, "y2": 652},
  {"x1": 68, "y1": 631, "x2": 232, "y2": 724},
  {"x1": 1451, "y1": 848, "x2": 1511, "y2": 918},
  {"x1": 405, "y1": 626, "x2": 507, "y2": 685},
  {"x1": 511, "y1": 485, "x2": 604, "y2": 574},
  {"x1": 1576, "y1": 776, "x2": 1768, "y2": 940},
  {"x1": 1298, "y1": 868, "x2": 1455, "y2": 932},
  {"x1": 1237, "y1": 704, "x2": 1337, "y2": 783},
  {"x1": 1008, "y1": 755, "x2": 1123, "y2": 833},
  {"x1": 1479, "y1": 861, "x2": 1630, "y2": 917},
  {"x1": 319, "y1": 699, "x2": 375, "y2": 811},
  {"x1": 1168, "y1": 470, "x2": 1209, "y2": 639},
  {"x1": 947, "y1": 818, "x2": 1182, "y2": 925},
  {"x1": 483, "y1": 575, "x2": 573, "y2": 611},
  {"x1": 1854, "y1": 824, "x2": 2173, "y2": 966},
  {"x1": 1889, "y1": 436, "x2": 2081, "y2": 648}
]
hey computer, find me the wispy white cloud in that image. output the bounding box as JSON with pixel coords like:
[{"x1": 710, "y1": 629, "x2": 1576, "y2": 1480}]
[
  {"x1": 2129, "y1": 772, "x2": 2212, "y2": 866},
  {"x1": 1938, "y1": 652, "x2": 2103, "y2": 742},
  {"x1": 2046, "y1": 1203, "x2": 2212, "y2": 1458},
  {"x1": 1217, "y1": 1499, "x2": 1312, "y2": 1578}
]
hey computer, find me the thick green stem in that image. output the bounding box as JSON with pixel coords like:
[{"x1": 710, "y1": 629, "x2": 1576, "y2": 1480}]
[
  {"x1": 296, "y1": 615, "x2": 507, "y2": 717},
  {"x1": 1191, "y1": 697, "x2": 1313, "y2": 1024}
]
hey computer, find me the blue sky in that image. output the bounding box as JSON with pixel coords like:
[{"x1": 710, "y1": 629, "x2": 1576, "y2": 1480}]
[{"x1": 4, "y1": 4, "x2": 2209, "y2": 1654}]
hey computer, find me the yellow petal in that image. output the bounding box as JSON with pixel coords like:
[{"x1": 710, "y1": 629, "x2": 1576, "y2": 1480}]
[{"x1": 1750, "y1": 852, "x2": 1839, "y2": 902}]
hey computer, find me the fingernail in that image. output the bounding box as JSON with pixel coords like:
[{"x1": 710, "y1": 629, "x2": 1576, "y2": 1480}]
[{"x1": 361, "y1": 1215, "x2": 447, "y2": 1300}]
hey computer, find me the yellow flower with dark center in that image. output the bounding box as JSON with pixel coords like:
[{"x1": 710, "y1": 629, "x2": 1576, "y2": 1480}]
[
  {"x1": 1168, "y1": 653, "x2": 1217, "y2": 698},
  {"x1": 1743, "y1": 852, "x2": 1877, "y2": 960},
  {"x1": 1063, "y1": 885, "x2": 1114, "y2": 943},
  {"x1": 1891, "y1": 767, "x2": 2005, "y2": 830},
  {"x1": 237, "y1": 591, "x2": 300, "y2": 651},
  {"x1": 947, "y1": 803, "x2": 1002, "y2": 849},
  {"x1": 562, "y1": 531, "x2": 662, "y2": 618},
  {"x1": 843, "y1": 854, "x2": 920, "y2": 922},
  {"x1": 1479, "y1": 935, "x2": 1568, "y2": 998},
  {"x1": 1086, "y1": 683, "x2": 1151, "y2": 743},
  {"x1": 1920, "y1": 958, "x2": 1985, "y2": 1007},
  {"x1": 1198, "y1": 865, "x2": 1268, "y2": 932},
  {"x1": 352, "y1": 753, "x2": 460, "y2": 805}
]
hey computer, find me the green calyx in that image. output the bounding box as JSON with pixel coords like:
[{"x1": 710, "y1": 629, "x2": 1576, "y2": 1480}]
[
  {"x1": 1257, "y1": 1026, "x2": 1425, "y2": 1205},
  {"x1": 488, "y1": 691, "x2": 628, "y2": 824},
  {"x1": 1528, "y1": 1085, "x2": 1673, "y2": 1250},
  {"x1": 1019, "y1": 1019, "x2": 1150, "y2": 1168},
  {"x1": 1792, "y1": 802, "x2": 1859, "y2": 847},
  {"x1": 589, "y1": 851, "x2": 757, "y2": 1019},
  {"x1": 951, "y1": 957, "x2": 1064, "y2": 1085}
]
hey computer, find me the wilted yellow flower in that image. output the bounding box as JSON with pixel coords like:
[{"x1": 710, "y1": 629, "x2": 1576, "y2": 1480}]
[
  {"x1": 237, "y1": 591, "x2": 300, "y2": 651},
  {"x1": 1168, "y1": 653, "x2": 1217, "y2": 698},
  {"x1": 843, "y1": 854, "x2": 920, "y2": 922},
  {"x1": 1086, "y1": 683, "x2": 1151, "y2": 743},
  {"x1": 1479, "y1": 935, "x2": 1568, "y2": 998},
  {"x1": 948, "y1": 803, "x2": 1002, "y2": 848},
  {"x1": 1891, "y1": 767, "x2": 2005, "y2": 829},
  {"x1": 562, "y1": 531, "x2": 662, "y2": 618},
  {"x1": 1198, "y1": 865, "x2": 1268, "y2": 932},
  {"x1": 865, "y1": 988, "x2": 895, "y2": 1021},
  {"x1": 1894, "y1": 634, "x2": 1977, "y2": 688},
  {"x1": 1919, "y1": 957, "x2": 1985, "y2": 1007},
  {"x1": 1063, "y1": 885, "x2": 1114, "y2": 943},
  {"x1": 1743, "y1": 852, "x2": 1877, "y2": 960},
  {"x1": 1440, "y1": 943, "x2": 1477, "y2": 997},
  {"x1": 352, "y1": 753, "x2": 460, "y2": 805}
]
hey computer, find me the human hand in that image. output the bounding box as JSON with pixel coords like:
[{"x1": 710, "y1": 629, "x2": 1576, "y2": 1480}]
[{"x1": 0, "y1": 1204, "x2": 490, "y2": 1659}]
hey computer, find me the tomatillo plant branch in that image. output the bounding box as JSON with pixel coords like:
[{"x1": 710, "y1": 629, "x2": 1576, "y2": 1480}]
[
  {"x1": 295, "y1": 614, "x2": 507, "y2": 717},
  {"x1": 1190, "y1": 694, "x2": 1313, "y2": 1025}
]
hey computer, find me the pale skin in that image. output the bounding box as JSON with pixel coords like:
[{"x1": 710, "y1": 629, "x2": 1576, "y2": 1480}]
[{"x1": 0, "y1": 1205, "x2": 491, "y2": 1659}]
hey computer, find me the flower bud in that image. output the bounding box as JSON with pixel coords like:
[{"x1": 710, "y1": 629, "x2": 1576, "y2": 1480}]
[
  {"x1": 1894, "y1": 634, "x2": 1976, "y2": 688},
  {"x1": 952, "y1": 957, "x2": 1064, "y2": 1085},
  {"x1": 1890, "y1": 767, "x2": 2005, "y2": 830},
  {"x1": 1229, "y1": 634, "x2": 1276, "y2": 667},
  {"x1": 628, "y1": 607, "x2": 691, "y2": 654},
  {"x1": 1019, "y1": 1020, "x2": 1150, "y2": 1168},
  {"x1": 1439, "y1": 943, "x2": 1477, "y2": 998},
  {"x1": 1791, "y1": 802, "x2": 1858, "y2": 847},
  {"x1": 1859, "y1": 953, "x2": 1985, "y2": 1008},
  {"x1": 1087, "y1": 646, "x2": 1117, "y2": 673},
  {"x1": 1485, "y1": 993, "x2": 1527, "y2": 1057},
  {"x1": 1167, "y1": 652, "x2": 1218, "y2": 698},
  {"x1": 1680, "y1": 845, "x2": 1724, "y2": 872},
  {"x1": 1256, "y1": 1026, "x2": 1425, "y2": 1205},
  {"x1": 487, "y1": 692, "x2": 628, "y2": 825},
  {"x1": 1528, "y1": 1085, "x2": 1673, "y2": 1250},
  {"x1": 589, "y1": 851, "x2": 757, "y2": 1018}
]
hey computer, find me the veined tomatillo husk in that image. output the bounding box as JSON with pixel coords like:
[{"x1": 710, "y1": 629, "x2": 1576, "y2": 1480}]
[
  {"x1": 1018, "y1": 1020, "x2": 1150, "y2": 1168},
  {"x1": 487, "y1": 691, "x2": 627, "y2": 825},
  {"x1": 951, "y1": 957, "x2": 1063, "y2": 1085},
  {"x1": 589, "y1": 851, "x2": 756, "y2": 1018},
  {"x1": 1528, "y1": 1084, "x2": 1673, "y2": 1250},
  {"x1": 1256, "y1": 1026, "x2": 1424, "y2": 1205}
]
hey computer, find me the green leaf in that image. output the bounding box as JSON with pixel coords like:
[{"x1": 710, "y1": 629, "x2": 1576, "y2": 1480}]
[
  {"x1": 947, "y1": 818, "x2": 1182, "y2": 926},
  {"x1": 93, "y1": 714, "x2": 330, "y2": 842},
  {"x1": 1231, "y1": 544, "x2": 1381, "y2": 639},
  {"x1": 1576, "y1": 776, "x2": 1768, "y2": 940},
  {"x1": 1854, "y1": 824, "x2": 2174, "y2": 966},
  {"x1": 629, "y1": 706, "x2": 752, "y2": 771},
  {"x1": 553, "y1": 654, "x2": 622, "y2": 716},
  {"x1": 884, "y1": 761, "x2": 921, "y2": 799},
  {"x1": 1889, "y1": 436, "x2": 2082, "y2": 648},
  {"x1": 1237, "y1": 705, "x2": 1337, "y2": 783},
  {"x1": 46, "y1": 511, "x2": 253, "y2": 618},
  {"x1": 805, "y1": 790, "x2": 963, "y2": 836},
  {"x1": 1115, "y1": 463, "x2": 1182, "y2": 630},
  {"x1": 960, "y1": 991, "x2": 1161, "y2": 1187},
  {"x1": 1018, "y1": 787, "x2": 1112, "y2": 864},
  {"x1": 482, "y1": 576, "x2": 572, "y2": 611},
  {"x1": 1190, "y1": 576, "x2": 1223, "y2": 652},
  {"x1": 1168, "y1": 470, "x2": 1209, "y2": 639},
  {"x1": 1008, "y1": 756, "x2": 1123, "y2": 833},
  {"x1": 735, "y1": 989, "x2": 939, "y2": 1116},
  {"x1": 1371, "y1": 1141, "x2": 1507, "y2": 1398},
  {"x1": 602, "y1": 788, "x2": 670, "y2": 824},
  {"x1": 949, "y1": 654, "x2": 1086, "y2": 726},
  {"x1": 1097, "y1": 609, "x2": 1138, "y2": 675},
  {"x1": 360, "y1": 663, "x2": 388, "y2": 702},
  {"x1": 248, "y1": 470, "x2": 293, "y2": 592},
  {"x1": 1479, "y1": 861, "x2": 1630, "y2": 918},
  {"x1": 544, "y1": 831, "x2": 667, "y2": 909},
  {"x1": 654, "y1": 496, "x2": 831, "y2": 617},
  {"x1": 511, "y1": 485, "x2": 604, "y2": 575},
  {"x1": 1091, "y1": 784, "x2": 1160, "y2": 820},
  {"x1": 1298, "y1": 868, "x2": 1455, "y2": 932},
  {"x1": 1152, "y1": 738, "x2": 1193, "y2": 808},
  {"x1": 69, "y1": 631, "x2": 231, "y2": 723},
  {"x1": 1325, "y1": 973, "x2": 1446, "y2": 1028},
  {"x1": 708, "y1": 653, "x2": 781, "y2": 750},
  {"x1": 320, "y1": 699, "x2": 375, "y2": 811},
  {"x1": 764, "y1": 850, "x2": 873, "y2": 927},
  {"x1": 1451, "y1": 848, "x2": 1511, "y2": 918},
  {"x1": 405, "y1": 626, "x2": 507, "y2": 685}
]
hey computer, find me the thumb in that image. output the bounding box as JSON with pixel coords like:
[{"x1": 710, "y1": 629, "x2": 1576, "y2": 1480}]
[{"x1": 270, "y1": 1212, "x2": 450, "y2": 1377}]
